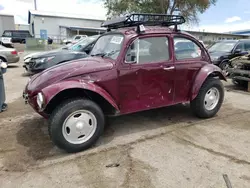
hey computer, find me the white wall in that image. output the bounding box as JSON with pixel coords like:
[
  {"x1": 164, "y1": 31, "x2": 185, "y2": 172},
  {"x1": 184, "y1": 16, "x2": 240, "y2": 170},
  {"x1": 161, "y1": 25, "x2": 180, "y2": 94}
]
[
  {"x1": 15, "y1": 24, "x2": 30, "y2": 31},
  {"x1": 0, "y1": 15, "x2": 15, "y2": 36},
  {"x1": 30, "y1": 15, "x2": 103, "y2": 40}
]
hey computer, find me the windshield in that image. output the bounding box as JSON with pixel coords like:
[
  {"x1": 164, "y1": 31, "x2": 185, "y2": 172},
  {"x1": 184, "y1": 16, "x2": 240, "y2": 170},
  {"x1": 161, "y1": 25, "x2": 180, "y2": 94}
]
[
  {"x1": 74, "y1": 36, "x2": 81, "y2": 40},
  {"x1": 208, "y1": 41, "x2": 237, "y2": 52},
  {"x1": 90, "y1": 34, "x2": 124, "y2": 60},
  {"x1": 2, "y1": 31, "x2": 12, "y2": 37},
  {"x1": 69, "y1": 36, "x2": 98, "y2": 51}
]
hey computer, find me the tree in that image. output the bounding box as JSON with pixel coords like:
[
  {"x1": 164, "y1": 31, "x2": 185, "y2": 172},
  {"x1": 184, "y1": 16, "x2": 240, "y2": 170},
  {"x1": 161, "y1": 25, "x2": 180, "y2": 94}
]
[{"x1": 104, "y1": 0, "x2": 217, "y2": 24}]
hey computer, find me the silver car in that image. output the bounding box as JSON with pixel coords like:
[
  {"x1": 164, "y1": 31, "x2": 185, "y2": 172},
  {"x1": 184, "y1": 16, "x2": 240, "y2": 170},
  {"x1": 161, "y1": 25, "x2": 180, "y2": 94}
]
[{"x1": 0, "y1": 45, "x2": 20, "y2": 64}]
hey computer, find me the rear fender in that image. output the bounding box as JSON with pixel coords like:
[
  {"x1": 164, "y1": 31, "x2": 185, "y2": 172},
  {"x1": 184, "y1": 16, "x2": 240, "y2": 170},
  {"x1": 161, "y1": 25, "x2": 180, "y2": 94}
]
[
  {"x1": 41, "y1": 80, "x2": 119, "y2": 110},
  {"x1": 191, "y1": 64, "x2": 226, "y2": 100}
]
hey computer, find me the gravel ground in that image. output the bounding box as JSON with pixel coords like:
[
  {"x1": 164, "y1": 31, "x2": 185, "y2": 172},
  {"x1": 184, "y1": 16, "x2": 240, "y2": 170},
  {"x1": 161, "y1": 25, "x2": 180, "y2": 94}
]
[{"x1": 0, "y1": 53, "x2": 250, "y2": 188}]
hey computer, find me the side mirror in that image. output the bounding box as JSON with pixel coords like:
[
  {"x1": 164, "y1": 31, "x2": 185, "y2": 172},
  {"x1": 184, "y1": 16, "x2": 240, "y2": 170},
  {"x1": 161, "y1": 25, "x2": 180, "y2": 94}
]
[{"x1": 125, "y1": 51, "x2": 137, "y2": 64}]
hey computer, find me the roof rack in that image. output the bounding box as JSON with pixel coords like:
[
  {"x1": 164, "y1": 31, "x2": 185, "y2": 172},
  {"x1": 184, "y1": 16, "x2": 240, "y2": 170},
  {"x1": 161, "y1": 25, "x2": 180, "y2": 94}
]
[{"x1": 101, "y1": 13, "x2": 185, "y2": 32}]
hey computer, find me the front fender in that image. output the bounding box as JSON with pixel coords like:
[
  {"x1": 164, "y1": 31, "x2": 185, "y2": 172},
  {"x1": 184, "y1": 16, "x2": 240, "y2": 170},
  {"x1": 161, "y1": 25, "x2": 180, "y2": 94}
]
[
  {"x1": 41, "y1": 80, "x2": 119, "y2": 110},
  {"x1": 191, "y1": 64, "x2": 227, "y2": 100}
]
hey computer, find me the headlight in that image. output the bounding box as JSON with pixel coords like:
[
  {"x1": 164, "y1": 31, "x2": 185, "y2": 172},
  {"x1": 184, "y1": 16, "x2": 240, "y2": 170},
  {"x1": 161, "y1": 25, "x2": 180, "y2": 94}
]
[
  {"x1": 24, "y1": 58, "x2": 31, "y2": 63},
  {"x1": 211, "y1": 56, "x2": 218, "y2": 61},
  {"x1": 35, "y1": 56, "x2": 55, "y2": 63},
  {"x1": 37, "y1": 92, "x2": 45, "y2": 109}
]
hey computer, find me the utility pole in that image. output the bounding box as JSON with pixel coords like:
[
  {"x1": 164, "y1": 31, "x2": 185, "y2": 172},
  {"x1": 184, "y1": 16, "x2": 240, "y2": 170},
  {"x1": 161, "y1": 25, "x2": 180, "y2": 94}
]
[{"x1": 34, "y1": 0, "x2": 37, "y2": 10}]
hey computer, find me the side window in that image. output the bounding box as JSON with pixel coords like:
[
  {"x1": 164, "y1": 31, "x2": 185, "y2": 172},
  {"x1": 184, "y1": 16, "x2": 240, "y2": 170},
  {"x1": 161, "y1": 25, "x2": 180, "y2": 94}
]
[
  {"x1": 244, "y1": 42, "x2": 250, "y2": 51},
  {"x1": 125, "y1": 37, "x2": 169, "y2": 64},
  {"x1": 235, "y1": 43, "x2": 244, "y2": 51},
  {"x1": 174, "y1": 37, "x2": 201, "y2": 60}
]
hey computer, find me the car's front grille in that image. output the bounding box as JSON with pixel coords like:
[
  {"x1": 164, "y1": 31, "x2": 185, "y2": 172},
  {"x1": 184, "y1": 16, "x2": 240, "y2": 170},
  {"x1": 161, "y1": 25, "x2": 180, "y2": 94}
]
[{"x1": 29, "y1": 61, "x2": 36, "y2": 68}]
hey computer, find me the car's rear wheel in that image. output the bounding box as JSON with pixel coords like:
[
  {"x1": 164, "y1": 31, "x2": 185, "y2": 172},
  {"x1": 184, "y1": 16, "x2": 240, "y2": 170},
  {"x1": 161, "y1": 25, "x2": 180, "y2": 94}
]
[
  {"x1": 191, "y1": 77, "x2": 224, "y2": 118},
  {"x1": 49, "y1": 98, "x2": 105, "y2": 153}
]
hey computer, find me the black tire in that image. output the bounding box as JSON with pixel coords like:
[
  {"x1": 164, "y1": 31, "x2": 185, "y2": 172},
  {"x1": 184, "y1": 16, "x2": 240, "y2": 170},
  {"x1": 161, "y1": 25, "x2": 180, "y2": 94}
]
[
  {"x1": 232, "y1": 79, "x2": 248, "y2": 87},
  {"x1": 49, "y1": 98, "x2": 105, "y2": 153},
  {"x1": 219, "y1": 61, "x2": 230, "y2": 76},
  {"x1": 190, "y1": 77, "x2": 224, "y2": 118}
]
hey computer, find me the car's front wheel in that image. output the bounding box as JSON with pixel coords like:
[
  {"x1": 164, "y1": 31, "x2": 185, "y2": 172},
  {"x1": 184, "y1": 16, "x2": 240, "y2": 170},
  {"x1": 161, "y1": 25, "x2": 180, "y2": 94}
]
[
  {"x1": 49, "y1": 98, "x2": 105, "y2": 153},
  {"x1": 219, "y1": 61, "x2": 230, "y2": 77},
  {"x1": 191, "y1": 77, "x2": 224, "y2": 118}
]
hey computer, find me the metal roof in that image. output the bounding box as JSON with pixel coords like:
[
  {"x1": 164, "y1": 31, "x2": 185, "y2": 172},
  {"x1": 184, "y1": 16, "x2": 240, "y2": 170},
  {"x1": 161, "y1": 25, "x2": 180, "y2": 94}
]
[
  {"x1": 187, "y1": 30, "x2": 249, "y2": 37},
  {"x1": 59, "y1": 25, "x2": 106, "y2": 32},
  {"x1": 28, "y1": 10, "x2": 105, "y2": 24},
  {"x1": 0, "y1": 13, "x2": 14, "y2": 17}
]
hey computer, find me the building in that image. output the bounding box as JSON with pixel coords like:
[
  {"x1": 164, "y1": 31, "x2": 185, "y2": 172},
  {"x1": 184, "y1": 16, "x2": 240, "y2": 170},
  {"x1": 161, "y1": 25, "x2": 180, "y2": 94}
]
[
  {"x1": 28, "y1": 10, "x2": 106, "y2": 42},
  {"x1": 15, "y1": 24, "x2": 30, "y2": 31},
  {"x1": 0, "y1": 13, "x2": 15, "y2": 36},
  {"x1": 228, "y1": 29, "x2": 250, "y2": 36},
  {"x1": 186, "y1": 30, "x2": 249, "y2": 44}
]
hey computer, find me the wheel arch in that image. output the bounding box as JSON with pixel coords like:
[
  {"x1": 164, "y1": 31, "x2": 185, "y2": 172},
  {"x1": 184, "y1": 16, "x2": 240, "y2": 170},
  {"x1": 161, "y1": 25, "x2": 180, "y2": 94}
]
[
  {"x1": 0, "y1": 55, "x2": 7, "y2": 62},
  {"x1": 42, "y1": 81, "x2": 119, "y2": 116},
  {"x1": 191, "y1": 64, "x2": 226, "y2": 100}
]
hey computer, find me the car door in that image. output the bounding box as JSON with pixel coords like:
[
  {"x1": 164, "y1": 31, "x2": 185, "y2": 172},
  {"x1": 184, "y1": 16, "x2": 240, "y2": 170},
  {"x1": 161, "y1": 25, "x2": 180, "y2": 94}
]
[
  {"x1": 173, "y1": 35, "x2": 206, "y2": 103},
  {"x1": 118, "y1": 35, "x2": 175, "y2": 114},
  {"x1": 243, "y1": 41, "x2": 250, "y2": 52},
  {"x1": 232, "y1": 42, "x2": 246, "y2": 58}
]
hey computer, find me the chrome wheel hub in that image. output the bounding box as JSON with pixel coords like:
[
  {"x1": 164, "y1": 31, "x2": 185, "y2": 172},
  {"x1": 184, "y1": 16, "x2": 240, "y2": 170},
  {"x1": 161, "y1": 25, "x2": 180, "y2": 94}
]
[
  {"x1": 62, "y1": 110, "x2": 97, "y2": 144},
  {"x1": 222, "y1": 64, "x2": 229, "y2": 76},
  {"x1": 204, "y1": 87, "x2": 220, "y2": 111}
]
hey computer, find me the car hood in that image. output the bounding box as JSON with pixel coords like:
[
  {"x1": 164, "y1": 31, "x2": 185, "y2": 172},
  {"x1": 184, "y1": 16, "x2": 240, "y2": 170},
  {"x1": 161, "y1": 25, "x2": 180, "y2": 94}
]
[
  {"x1": 31, "y1": 50, "x2": 87, "y2": 59},
  {"x1": 31, "y1": 49, "x2": 64, "y2": 58},
  {"x1": 27, "y1": 57, "x2": 114, "y2": 92},
  {"x1": 208, "y1": 51, "x2": 231, "y2": 59},
  {"x1": 24, "y1": 52, "x2": 43, "y2": 60}
]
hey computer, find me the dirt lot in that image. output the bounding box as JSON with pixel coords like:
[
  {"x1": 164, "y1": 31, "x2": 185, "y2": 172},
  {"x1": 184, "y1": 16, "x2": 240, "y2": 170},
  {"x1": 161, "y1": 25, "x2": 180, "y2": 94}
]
[{"x1": 0, "y1": 53, "x2": 250, "y2": 188}]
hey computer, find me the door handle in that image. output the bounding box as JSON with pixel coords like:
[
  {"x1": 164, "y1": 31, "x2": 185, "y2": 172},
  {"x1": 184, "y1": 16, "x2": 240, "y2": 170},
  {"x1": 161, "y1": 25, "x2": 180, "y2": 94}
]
[{"x1": 163, "y1": 66, "x2": 175, "y2": 70}]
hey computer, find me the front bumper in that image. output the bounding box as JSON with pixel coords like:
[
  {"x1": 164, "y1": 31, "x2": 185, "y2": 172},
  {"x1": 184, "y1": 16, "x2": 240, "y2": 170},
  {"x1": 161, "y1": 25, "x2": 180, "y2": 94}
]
[
  {"x1": 211, "y1": 60, "x2": 221, "y2": 65},
  {"x1": 23, "y1": 60, "x2": 45, "y2": 74}
]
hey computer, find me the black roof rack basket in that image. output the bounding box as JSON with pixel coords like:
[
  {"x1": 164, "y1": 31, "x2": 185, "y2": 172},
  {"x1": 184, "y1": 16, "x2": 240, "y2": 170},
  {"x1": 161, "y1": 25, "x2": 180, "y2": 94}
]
[{"x1": 101, "y1": 13, "x2": 185, "y2": 31}]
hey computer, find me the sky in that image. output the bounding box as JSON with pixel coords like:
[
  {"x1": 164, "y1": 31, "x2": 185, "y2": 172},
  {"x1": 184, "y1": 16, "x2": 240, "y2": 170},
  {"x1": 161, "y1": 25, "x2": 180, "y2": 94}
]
[{"x1": 0, "y1": 0, "x2": 250, "y2": 33}]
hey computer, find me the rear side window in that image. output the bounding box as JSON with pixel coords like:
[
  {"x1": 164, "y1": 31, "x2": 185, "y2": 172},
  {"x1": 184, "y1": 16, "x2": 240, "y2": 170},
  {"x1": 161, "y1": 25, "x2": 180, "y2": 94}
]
[
  {"x1": 125, "y1": 37, "x2": 170, "y2": 64},
  {"x1": 244, "y1": 42, "x2": 250, "y2": 51},
  {"x1": 235, "y1": 43, "x2": 244, "y2": 51},
  {"x1": 174, "y1": 37, "x2": 201, "y2": 60}
]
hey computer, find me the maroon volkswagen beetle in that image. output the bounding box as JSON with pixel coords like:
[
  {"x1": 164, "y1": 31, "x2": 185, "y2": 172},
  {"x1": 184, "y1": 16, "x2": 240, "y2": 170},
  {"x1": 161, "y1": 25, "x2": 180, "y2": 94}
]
[{"x1": 23, "y1": 14, "x2": 226, "y2": 153}]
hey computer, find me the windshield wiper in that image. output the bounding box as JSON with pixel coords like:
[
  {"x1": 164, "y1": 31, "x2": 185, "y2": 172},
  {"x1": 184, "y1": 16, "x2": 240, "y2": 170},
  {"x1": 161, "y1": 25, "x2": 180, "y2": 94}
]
[
  {"x1": 103, "y1": 50, "x2": 119, "y2": 57},
  {"x1": 91, "y1": 50, "x2": 120, "y2": 58},
  {"x1": 91, "y1": 53, "x2": 106, "y2": 57}
]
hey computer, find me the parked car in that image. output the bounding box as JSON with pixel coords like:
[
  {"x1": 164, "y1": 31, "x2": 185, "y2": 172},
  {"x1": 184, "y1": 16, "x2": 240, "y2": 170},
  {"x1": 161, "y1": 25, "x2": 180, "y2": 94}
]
[
  {"x1": 0, "y1": 30, "x2": 33, "y2": 47},
  {"x1": 0, "y1": 45, "x2": 20, "y2": 64},
  {"x1": 63, "y1": 35, "x2": 88, "y2": 45},
  {"x1": 23, "y1": 14, "x2": 226, "y2": 153},
  {"x1": 227, "y1": 52, "x2": 250, "y2": 88},
  {"x1": 23, "y1": 35, "x2": 99, "y2": 74},
  {"x1": 208, "y1": 39, "x2": 250, "y2": 75}
]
